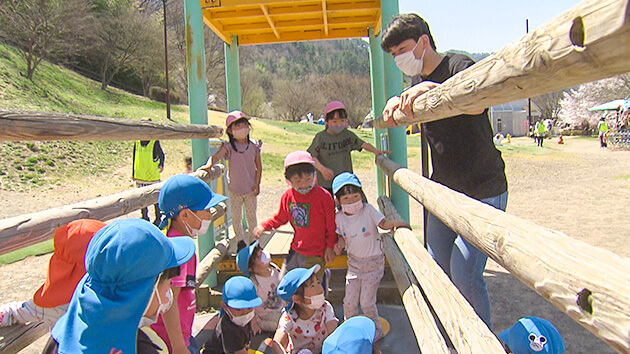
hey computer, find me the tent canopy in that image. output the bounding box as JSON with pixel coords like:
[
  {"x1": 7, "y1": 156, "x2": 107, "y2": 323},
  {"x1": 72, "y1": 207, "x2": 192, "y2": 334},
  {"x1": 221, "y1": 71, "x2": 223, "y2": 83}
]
[{"x1": 588, "y1": 99, "x2": 627, "y2": 111}]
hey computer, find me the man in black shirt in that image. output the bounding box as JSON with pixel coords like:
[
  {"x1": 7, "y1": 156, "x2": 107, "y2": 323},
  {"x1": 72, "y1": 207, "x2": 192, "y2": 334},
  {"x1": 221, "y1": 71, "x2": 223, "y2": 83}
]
[{"x1": 380, "y1": 13, "x2": 508, "y2": 329}]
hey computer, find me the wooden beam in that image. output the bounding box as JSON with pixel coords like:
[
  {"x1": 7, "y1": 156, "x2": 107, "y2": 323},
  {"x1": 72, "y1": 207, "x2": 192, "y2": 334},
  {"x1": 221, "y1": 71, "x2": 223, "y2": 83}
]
[
  {"x1": 376, "y1": 155, "x2": 630, "y2": 352},
  {"x1": 378, "y1": 197, "x2": 505, "y2": 353},
  {"x1": 260, "y1": 4, "x2": 280, "y2": 39},
  {"x1": 321, "y1": 0, "x2": 328, "y2": 35},
  {"x1": 373, "y1": 0, "x2": 630, "y2": 129},
  {"x1": 202, "y1": 11, "x2": 233, "y2": 44},
  {"x1": 0, "y1": 321, "x2": 49, "y2": 354},
  {"x1": 381, "y1": 232, "x2": 450, "y2": 353},
  {"x1": 0, "y1": 110, "x2": 223, "y2": 141},
  {"x1": 0, "y1": 166, "x2": 225, "y2": 256},
  {"x1": 238, "y1": 27, "x2": 367, "y2": 45},
  {"x1": 373, "y1": 8, "x2": 381, "y2": 35}
]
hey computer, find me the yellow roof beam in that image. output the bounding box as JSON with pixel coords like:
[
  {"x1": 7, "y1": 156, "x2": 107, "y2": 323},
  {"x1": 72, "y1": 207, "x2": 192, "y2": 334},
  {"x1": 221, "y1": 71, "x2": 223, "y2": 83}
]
[
  {"x1": 238, "y1": 27, "x2": 368, "y2": 45},
  {"x1": 222, "y1": 15, "x2": 375, "y2": 31},
  {"x1": 322, "y1": 0, "x2": 328, "y2": 35},
  {"x1": 260, "y1": 4, "x2": 280, "y2": 39},
  {"x1": 201, "y1": 12, "x2": 232, "y2": 44},
  {"x1": 206, "y1": 1, "x2": 379, "y2": 20}
]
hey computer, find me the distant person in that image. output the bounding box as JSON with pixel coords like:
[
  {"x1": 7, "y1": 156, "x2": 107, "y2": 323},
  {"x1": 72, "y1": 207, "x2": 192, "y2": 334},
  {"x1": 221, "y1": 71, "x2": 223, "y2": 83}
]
[
  {"x1": 44, "y1": 219, "x2": 196, "y2": 354},
  {"x1": 332, "y1": 173, "x2": 408, "y2": 340},
  {"x1": 236, "y1": 240, "x2": 285, "y2": 333},
  {"x1": 199, "y1": 111, "x2": 262, "y2": 250},
  {"x1": 133, "y1": 118, "x2": 165, "y2": 225},
  {"x1": 272, "y1": 266, "x2": 338, "y2": 354},
  {"x1": 252, "y1": 151, "x2": 337, "y2": 288},
  {"x1": 380, "y1": 13, "x2": 508, "y2": 328},
  {"x1": 152, "y1": 174, "x2": 228, "y2": 354},
  {"x1": 535, "y1": 119, "x2": 546, "y2": 147},
  {"x1": 499, "y1": 316, "x2": 565, "y2": 354},
  {"x1": 308, "y1": 100, "x2": 389, "y2": 196},
  {"x1": 0, "y1": 219, "x2": 105, "y2": 327},
  {"x1": 202, "y1": 276, "x2": 262, "y2": 354},
  {"x1": 597, "y1": 117, "x2": 608, "y2": 148},
  {"x1": 184, "y1": 156, "x2": 192, "y2": 174}
]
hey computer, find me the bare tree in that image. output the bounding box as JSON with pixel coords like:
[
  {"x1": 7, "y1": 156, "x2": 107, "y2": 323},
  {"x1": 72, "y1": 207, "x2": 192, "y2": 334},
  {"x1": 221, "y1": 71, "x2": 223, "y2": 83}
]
[
  {"x1": 0, "y1": 0, "x2": 94, "y2": 80},
  {"x1": 273, "y1": 77, "x2": 324, "y2": 121},
  {"x1": 314, "y1": 74, "x2": 372, "y2": 127},
  {"x1": 127, "y1": 12, "x2": 164, "y2": 96},
  {"x1": 532, "y1": 90, "x2": 566, "y2": 120}
]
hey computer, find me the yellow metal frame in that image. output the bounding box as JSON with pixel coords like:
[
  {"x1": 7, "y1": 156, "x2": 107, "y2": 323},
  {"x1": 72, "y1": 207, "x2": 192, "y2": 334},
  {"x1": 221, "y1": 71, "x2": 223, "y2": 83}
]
[{"x1": 201, "y1": 0, "x2": 381, "y2": 45}]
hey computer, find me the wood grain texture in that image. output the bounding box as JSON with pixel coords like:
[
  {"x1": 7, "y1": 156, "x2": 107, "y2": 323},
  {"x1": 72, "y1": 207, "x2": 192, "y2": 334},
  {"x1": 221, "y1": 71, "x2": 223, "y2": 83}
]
[
  {"x1": 378, "y1": 197, "x2": 504, "y2": 354},
  {"x1": 374, "y1": 0, "x2": 630, "y2": 129},
  {"x1": 376, "y1": 155, "x2": 630, "y2": 352},
  {"x1": 0, "y1": 165, "x2": 225, "y2": 256},
  {"x1": 0, "y1": 110, "x2": 223, "y2": 141},
  {"x1": 0, "y1": 321, "x2": 48, "y2": 354}
]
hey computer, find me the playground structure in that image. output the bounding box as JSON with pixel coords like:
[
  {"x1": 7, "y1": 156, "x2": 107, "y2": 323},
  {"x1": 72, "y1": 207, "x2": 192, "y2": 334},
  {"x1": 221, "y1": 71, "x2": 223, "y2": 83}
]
[{"x1": 1, "y1": 0, "x2": 630, "y2": 352}]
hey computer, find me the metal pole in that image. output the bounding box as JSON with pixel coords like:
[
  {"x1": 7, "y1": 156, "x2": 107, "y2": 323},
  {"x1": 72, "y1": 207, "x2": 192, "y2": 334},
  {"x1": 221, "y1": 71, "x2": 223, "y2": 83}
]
[
  {"x1": 368, "y1": 27, "x2": 387, "y2": 197},
  {"x1": 163, "y1": 0, "x2": 171, "y2": 120},
  {"x1": 381, "y1": 0, "x2": 409, "y2": 223},
  {"x1": 527, "y1": 19, "x2": 532, "y2": 127},
  {"x1": 184, "y1": 0, "x2": 215, "y2": 286}
]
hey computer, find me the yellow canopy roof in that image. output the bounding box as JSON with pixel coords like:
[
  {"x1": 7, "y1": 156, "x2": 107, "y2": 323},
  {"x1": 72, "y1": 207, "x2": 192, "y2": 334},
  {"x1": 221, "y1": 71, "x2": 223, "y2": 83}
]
[{"x1": 200, "y1": 0, "x2": 382, "y2": 45}]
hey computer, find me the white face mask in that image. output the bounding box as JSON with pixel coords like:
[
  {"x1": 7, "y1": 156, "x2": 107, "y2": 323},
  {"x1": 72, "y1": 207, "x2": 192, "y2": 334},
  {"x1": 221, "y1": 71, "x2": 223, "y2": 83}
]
[
  {"x1": 139, "y1": 285, "x2": 173, "y2": 328},
  {"x1": 341, "y1": 200, "x2": 364, "y2": 215},
  {"x1": 232, "y1": 126, "x2": 249, "y2": 140},
  {"x1": 184, "y1": 211, "x2": 211, "y2": 237},
  {"x1": 260, "y1": 250, "x2": 271, "y2": 265},
  {"x1": 305, "y1": 293, "x2": 325, "y2": 310},
  {"x1": 395, "y1": 40, "x2": 426, "y2": 76},
  {"x1": 327, "y1": 124, "x2": 346, "y2": 134},
  {"x1": 292, "y1": 178, "x2": 315, "y2": 195},
  {"x1": 228, "y1": 308, "x2": 255, "y2": 327}
]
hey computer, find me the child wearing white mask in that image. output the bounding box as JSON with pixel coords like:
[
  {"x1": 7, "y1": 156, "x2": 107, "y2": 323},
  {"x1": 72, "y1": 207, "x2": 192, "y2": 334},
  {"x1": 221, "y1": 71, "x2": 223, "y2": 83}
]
[
  {"x1": 138, "y1": 266, "x2": 179, "y2": 353},
  {"x1": 331, "y1": 173, "x2": 408, "y2": 340},
  {"x1": 153, "y1": 174, "x2": 228, "y2": 354},
  {"x1": 199, "y1": 110, "x2": 262, "y2": 250},
  {"x1": 273, "y1": 266, "x2": 338, "y2": 354},
  {"x1": 202, "y1": 276, "x2": 262, "y2": 354},
  {"x1": 236, "y1": 240, "x2": 286, "y2": 333}
]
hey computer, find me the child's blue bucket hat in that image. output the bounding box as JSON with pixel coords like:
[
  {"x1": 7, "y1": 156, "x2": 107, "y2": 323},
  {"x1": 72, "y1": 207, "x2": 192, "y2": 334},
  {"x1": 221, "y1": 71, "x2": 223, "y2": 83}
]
[
  {"x1": 332, "y1": 172, "x2": 362, "y2": 195},
  {"x1": 51, "y1": 219, "x2": 196, "y2": 354},
  {"x1": 277, "y1": 265, "x2": 320, "y2": 310},
  {"x1": 322, "y1": 316, "x2": 375, "y2": 354},
  {"x1": 220, "y1": 276, "x2": 262, "y2": 317},
  {"x1": 158, "y1": 174, "x2": 227, "y2": 229},
  {"x1": 499, "y1": 316, "x2": 565, "y2": 354},
  {"x1": 236, "y1": 240, "x2": 259, "y2": 277}
]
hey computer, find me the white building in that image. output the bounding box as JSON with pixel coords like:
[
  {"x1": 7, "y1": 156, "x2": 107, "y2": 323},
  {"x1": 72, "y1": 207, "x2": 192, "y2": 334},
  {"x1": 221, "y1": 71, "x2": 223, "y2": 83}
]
[{"x1": 489, "y1": 99, "x2": 540, "y2": 137}]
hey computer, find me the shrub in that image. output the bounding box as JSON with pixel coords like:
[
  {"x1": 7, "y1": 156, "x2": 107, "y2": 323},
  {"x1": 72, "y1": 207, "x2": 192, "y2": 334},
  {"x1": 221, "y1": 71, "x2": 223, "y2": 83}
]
[{"x1": 149, "y1": 86, "x2": 181, "y2": 105}]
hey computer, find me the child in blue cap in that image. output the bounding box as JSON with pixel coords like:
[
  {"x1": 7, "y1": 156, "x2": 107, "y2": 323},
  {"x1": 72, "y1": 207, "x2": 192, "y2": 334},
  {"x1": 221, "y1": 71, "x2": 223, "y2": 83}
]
[
  {"x1": 331, "y1": 172, "x2": 408, "y2": 340},
  {"x1": 45, "y1": 218, "x2": 196, "y2": 354},
  {"x1": 273, "y1": 266, "x2": 338, "y2": 354},
  {"x1": 322, "y1": 316, "x2": 377, "y2": 354},
  {"x1": 499, "y1": 316, "x2": 565, "y2": 354},
  {"x1": 202, "y1": 276, "x2": 262, "y2": 354},
  {"x1": 236, "y1": 240, "x2": 285, "y2": 333},
  {"x1": 152, "y1": 174, "x2": 228, "y2": 354}
]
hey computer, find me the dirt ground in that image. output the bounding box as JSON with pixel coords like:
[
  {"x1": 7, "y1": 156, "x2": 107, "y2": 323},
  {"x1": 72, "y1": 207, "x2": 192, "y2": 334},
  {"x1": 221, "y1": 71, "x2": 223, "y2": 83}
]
[{"x1": 1, "y1": 136, "x2": 629, "y2": 353}]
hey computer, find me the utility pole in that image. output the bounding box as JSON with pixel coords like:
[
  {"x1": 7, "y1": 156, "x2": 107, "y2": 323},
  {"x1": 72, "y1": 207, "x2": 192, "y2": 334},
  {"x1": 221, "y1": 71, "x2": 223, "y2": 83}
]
[{"x1": 162, "y1": 0, "x2": 172, "y2": 120}]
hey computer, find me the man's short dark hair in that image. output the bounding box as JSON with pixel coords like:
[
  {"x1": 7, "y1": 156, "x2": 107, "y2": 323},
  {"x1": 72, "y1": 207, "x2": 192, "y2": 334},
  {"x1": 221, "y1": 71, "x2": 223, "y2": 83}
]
[
  {"x1": 381, "y1": 13, "x2": 436, "y2": 53},
  {"x1": 285, "y1": 163, "x2": 315, "y2": 180}
]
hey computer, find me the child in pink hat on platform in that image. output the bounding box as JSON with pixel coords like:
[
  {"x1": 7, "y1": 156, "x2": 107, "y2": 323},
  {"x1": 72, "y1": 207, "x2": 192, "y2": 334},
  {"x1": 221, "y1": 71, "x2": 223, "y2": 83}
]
[
  {"x1": 307, "y1": 100, "x2": 389, "y2": 196},
  {"x1": 199, "y1": 110, "x2": 262, "y2": 250}
]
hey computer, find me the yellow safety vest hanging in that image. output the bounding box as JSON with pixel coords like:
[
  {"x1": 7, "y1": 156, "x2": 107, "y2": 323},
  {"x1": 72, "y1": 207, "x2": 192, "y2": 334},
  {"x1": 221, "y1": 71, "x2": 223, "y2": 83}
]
[{"x1": 134, "y1": 141, "x2": 160, "y2": 181}]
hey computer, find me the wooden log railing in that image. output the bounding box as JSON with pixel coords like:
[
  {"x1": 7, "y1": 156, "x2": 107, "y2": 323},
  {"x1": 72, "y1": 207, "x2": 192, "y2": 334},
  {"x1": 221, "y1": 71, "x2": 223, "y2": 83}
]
[
  {"x1": 0, "y1": 165, "x2": 225, "y2": 256},
  {"x1": 0, "y1": 110, "x2": 223, "y2": 141},
  {"x1": 374, "y1": 0, "x2": 630, "y2": 129},
  {"x1": 0, "y1": 321, "x2": 49, "y2": 354},
  {"x1": 376, "y1": 155, "x2": 630, "y2": 352},
  {"x1": 378, "y1": 197, "x2": 505, "y2": 354}
]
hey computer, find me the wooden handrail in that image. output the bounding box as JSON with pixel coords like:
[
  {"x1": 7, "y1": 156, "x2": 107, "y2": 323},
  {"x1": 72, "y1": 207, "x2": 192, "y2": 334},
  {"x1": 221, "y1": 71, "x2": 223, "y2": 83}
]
[
  {"x1": 0, "y1": 166, "x2": 225, "y2": 256},
  {"x1": 0, "y1": 110, "x2": 223, "y2": 141},
  {"x1": 374, "y1": 0, "x2": 630, "y2": 129},
  {"x1": 376, "y1": 155, "x2": 630, "y2": 352},
  {"x1": 378, "y1": 197, "x2": 504, "y2": 353}
]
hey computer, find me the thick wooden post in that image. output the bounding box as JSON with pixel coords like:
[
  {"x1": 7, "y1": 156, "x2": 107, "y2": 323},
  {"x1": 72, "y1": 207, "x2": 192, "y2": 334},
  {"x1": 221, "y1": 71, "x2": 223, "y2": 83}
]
[
  {"x1": 376, "y1": 155, "x2": 630, "y2": 352},
  {"x1": 374, "y1": 0, "x2": 630, "y2": 129}
]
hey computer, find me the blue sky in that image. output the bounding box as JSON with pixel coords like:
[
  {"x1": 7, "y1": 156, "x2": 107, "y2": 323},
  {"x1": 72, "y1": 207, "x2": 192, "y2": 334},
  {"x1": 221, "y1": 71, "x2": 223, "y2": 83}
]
[{"x1": 397, "y1": 0, "x2": 582, "y2": 53}]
